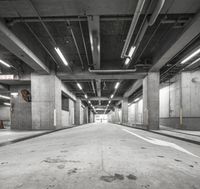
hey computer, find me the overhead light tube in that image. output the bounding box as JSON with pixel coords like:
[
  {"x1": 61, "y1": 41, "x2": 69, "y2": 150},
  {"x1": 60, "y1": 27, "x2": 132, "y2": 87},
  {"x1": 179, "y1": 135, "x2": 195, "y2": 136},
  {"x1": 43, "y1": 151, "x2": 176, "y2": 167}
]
[
  {"x1": 186, "y1": 57, "x2": 200, "y2": 67},
  {"x1": 128, "y1": 46, "x2": 136, "y2": 57},
  {"x1": 55, "y1": 47, "x2": 68, "y2": 66},
  {"x1": 4, "y1": 102, "x2": 11, "y2": 106},
  {"x1": 84, "y1": 94, "x2": 88, "y2": 99},
  {"x1": 181, "y1": 47, "x2": 200, "y2": 64},
  {"x1": 77, "y1": 83, "x2": 82, "y2": 90},
  {"x1": 110, "y1": 94, "x2": 114, "y2": 99},
  {"x1": 0, "y1": 59, "x2": 11, "y2": 68},
  {"x1": 0, "y1": 95, "x2": 10, "y2": 100},
  {"x1": 134, "y1": 97, "x2": 140, "y2": 102},
  {"x1": 115, "y1": 82, "x2": 120, "y2": 89}
]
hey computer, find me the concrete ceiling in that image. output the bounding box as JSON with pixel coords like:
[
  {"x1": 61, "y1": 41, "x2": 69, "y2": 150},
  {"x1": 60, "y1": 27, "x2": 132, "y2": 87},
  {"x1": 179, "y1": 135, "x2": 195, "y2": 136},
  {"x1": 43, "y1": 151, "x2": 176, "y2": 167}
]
[{"x1": 0, "y1": 0, "x2": 200, "y2": 113}]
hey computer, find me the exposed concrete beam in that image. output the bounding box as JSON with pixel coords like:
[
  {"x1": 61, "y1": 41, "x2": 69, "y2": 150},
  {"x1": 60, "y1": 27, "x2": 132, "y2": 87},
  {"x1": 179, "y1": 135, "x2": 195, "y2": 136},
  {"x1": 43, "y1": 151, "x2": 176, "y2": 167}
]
[
  {"x1": 94, "y1": 105, "x2": 114, "y2": 108},
  {"x1": 81, "y1": 97, "x2": 122, "y2": 101},
  {"x1": 150, "y1": 11, "x2": 200, "y2": 71},
  {"x1": 88, "y1": 16, "x2": 100, "y2": 69},
  {"x1": 0, "y1": 84, "x2": 9, "y2": 91},
  {"x1": 58, "y1": 72, "x2": 147, "y2": 80},
  {"x1": 123, "y1": 80, "x2": 143, "y2": 98},
  {"x1": 0, "y1": 21, "x2": 49, "y2": 74},
  {"x1": 88, "y1": 16, "x2": 101, "y2": 104}
]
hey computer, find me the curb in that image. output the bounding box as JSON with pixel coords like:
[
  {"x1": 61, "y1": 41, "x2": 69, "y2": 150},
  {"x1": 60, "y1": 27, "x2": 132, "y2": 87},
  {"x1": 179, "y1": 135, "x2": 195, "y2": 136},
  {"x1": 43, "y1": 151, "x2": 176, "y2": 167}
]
[
  {"x1": 116, "y1": 123, "x2": 200, "y2": 145},
  {"x1": 0, "y1": 125, "x2": 83, "y2": 147}
]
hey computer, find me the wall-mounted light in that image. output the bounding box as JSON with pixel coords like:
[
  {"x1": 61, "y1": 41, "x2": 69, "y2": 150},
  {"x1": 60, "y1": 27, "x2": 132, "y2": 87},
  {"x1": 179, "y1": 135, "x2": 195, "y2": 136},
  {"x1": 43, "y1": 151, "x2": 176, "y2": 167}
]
[
  {"x1": 0, "y1": 59, "x2": 11, "y2": 68},
  {"x1": 55, "y1": 47, "x2": 68, "y2": 66}
]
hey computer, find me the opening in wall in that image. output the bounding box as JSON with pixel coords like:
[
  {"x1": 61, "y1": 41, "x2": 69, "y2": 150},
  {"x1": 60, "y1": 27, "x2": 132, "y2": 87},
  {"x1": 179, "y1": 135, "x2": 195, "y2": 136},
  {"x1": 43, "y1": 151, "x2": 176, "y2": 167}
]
[{"x1": 62, "y1": 93, "x2": 69, "y2": 111}]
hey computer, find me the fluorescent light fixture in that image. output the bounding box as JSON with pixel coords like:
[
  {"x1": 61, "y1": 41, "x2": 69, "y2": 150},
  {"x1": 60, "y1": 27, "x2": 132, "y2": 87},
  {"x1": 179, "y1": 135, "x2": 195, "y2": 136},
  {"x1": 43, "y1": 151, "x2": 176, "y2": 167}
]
[
  {"x1": 77, "y1": 83, "x2": 82, "y2": 90},
  {"x1": 84, "y1": 94, "x2": 88, "y2": 99},
  {"x1": 134, "y1": 97, "x2": 140, "y2": 102},
  {"x1": 108, "y1": 100, "x2": 111, "y2": 104},
  {"x1": 11, "y1": 92, "x2": 18, "y2": 97},
  {"x1": 88, "y1": 100, "x2": 91, "y2": 104},
  {"x1": 128, "y1": 46, "x2": 136, "y2": 58},
  {"x1": 125, "y1": 58, "x2": 130, "y2": 65},
  {"x1": 0, "y1": 59, "x2": 11, "y2": 68},
  {"x1": 110, "y1": 94, "x2": 114, "y2": 99},
  {"x1": 55, "y1": 47, "x2": 68, "y2": 66},
  {"x1": 115, "y1": 82, "x2": 120, "y2": 89},
  {"x1": 187, "y1": 57, "x2": 200, "y2": 67},
  {"x1": 0, "y1": 95, "x2": 10, "y2": 100},
  {"x1": 181, "y1": 47, "x2": 200, "y2": 64},
  {"x1": 4, "y1": 102, "x2": 10, "y2": 106}
]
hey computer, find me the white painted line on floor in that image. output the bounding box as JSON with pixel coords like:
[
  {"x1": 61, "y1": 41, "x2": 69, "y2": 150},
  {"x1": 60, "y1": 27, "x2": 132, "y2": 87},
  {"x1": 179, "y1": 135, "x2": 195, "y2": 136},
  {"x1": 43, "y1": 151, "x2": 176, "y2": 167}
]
[{"x1": 122, "y1": 128, "x2": 200, "y2": 158}]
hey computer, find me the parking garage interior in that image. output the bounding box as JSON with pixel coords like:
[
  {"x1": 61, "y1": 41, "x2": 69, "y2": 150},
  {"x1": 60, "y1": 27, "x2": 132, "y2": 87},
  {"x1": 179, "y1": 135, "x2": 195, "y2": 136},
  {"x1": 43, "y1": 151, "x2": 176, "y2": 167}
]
[{"x1": 0, "y1": 0, "x2": 200, "y2": 188}]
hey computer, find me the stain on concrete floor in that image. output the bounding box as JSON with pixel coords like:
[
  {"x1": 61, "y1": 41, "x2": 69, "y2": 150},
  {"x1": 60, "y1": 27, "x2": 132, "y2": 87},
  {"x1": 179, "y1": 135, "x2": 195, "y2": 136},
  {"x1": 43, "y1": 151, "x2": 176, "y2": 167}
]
[
  {"x1": 43, "y1": 157, "x2": 80, "y2": 164},
  {"x1": 126, "y1": 174, "x2": 137, "y2": 180},
  {"x1": 174, "y1": 159, "x2": 182, "y2": 162},
  {"x1": 157, "y1": 155, "x2": 165, "y2": 158},
  {"x1": 100, "y1": 173, "x2": 136, "y2": 182},
  {"x1": 60, "y1": 150, "x2": 68, "y2": 153},
  {"x1": 68, "y1": 168, "x2": 78, "y2": 175},
  {"x1": 57, "y1": 164, "x2": 65, "y2": 169}
]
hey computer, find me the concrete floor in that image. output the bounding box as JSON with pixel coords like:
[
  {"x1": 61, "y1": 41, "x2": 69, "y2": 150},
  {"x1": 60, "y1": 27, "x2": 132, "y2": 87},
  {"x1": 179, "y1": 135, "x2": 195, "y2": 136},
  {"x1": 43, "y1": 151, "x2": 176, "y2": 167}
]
[{"x1": 0, "y1": 123, "x2": 200, "y2": 189}]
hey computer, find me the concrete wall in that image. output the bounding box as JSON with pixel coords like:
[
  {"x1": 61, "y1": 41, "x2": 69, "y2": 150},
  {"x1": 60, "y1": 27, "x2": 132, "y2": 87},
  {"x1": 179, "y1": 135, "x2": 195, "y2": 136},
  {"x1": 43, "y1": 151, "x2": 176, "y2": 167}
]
[
  {"x1": 160, "y1": 71, "x2": 200, "y2": 130},
  {"x1": 69, "y1": 99, "x2": 74, "y2": 125},
  {"x1": 89, "y1": 110, "x2": 94, "y2": 123},
  {"x1": 128, "y1": 99, "x2": 143, "y2": 125},
  {"x1": 10, "y1": 85, "x2": 32, "y2": 130},
  {"x1": 61, "y1": 110, "x2": 70, "y2": 127},
  {"x1": 0, "y1": 106, "x2": 10, "y2": 127}
]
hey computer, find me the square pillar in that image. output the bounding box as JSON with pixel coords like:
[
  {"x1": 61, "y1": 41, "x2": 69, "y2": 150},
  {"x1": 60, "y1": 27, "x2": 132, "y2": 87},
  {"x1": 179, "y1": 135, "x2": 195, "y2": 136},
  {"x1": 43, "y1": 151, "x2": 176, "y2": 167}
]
[
  {"x1": 10, "y1": 85, "x2": 32, "y2": 130},
  {"x1": 31, "y1": 73, "x2": 62, "y2": 130},
  {"x1": 122, "y1": 98, "x2": 128, "y2": 124},
  {"x1": 143, "y1": 72, "x2": 160, "y2": 130},
  {"x1": 74, "y1": 99, "x2": 81, "y2": 125}
]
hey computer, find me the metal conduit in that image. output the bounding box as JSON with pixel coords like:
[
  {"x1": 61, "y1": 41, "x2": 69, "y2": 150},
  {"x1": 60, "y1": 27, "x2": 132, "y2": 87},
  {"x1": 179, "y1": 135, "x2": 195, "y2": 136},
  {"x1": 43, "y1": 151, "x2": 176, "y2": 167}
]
[{"x1": 88, "y1": 68, "x2": 136, "y2": 73}]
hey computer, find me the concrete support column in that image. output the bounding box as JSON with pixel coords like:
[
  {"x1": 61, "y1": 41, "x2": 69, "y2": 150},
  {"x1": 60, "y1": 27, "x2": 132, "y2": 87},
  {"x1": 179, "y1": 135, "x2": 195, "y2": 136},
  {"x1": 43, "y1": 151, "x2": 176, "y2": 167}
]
[
  {"x1": 31, "y1": 73, "x2": 62, "y2": 130},
  {"x1": 122, "y1": 98, "x2": 128, "y2": 124},
  {"x1": 84, "y1": 107, "x2": 88, "y2": 124},
  {"x1": 143, "y1": 72, "x2": 160, "y2": 130},
  {"x1": 10, "y1": 85, "x2": 32, "y2": 130},
  {"x1": 74, "y1": 99, "x2": 81, "y2": 125}
]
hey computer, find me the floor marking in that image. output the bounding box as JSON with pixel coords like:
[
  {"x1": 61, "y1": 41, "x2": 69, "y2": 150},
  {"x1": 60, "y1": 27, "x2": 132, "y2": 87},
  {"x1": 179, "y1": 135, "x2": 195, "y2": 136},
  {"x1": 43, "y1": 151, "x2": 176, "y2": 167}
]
[{"x1": 122, "y1": 128, "x2": 199, "y2": 158}]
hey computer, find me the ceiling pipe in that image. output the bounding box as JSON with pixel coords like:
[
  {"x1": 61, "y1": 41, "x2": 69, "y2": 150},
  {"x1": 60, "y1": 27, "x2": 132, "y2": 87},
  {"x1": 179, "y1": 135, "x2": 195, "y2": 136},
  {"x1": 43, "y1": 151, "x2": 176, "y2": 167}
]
[
  {"x1": 88, "y1": 68, "x2": 136, "y2": 73},
  {"x1": 148, "y1": 0, "x2": 165, "y2": 26},
  {"x1": 9, "y1": 16, "x2": 187, "y2": 26},
  {"x1": 126, "y1": 0, "x2": 165, "y2": 67},
  {"x1": 121, "y1": 0, "x2": 146, "y2": 59},
  {"x1": 67, "y1": 21, "x2": 84, "y2": 70}
]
